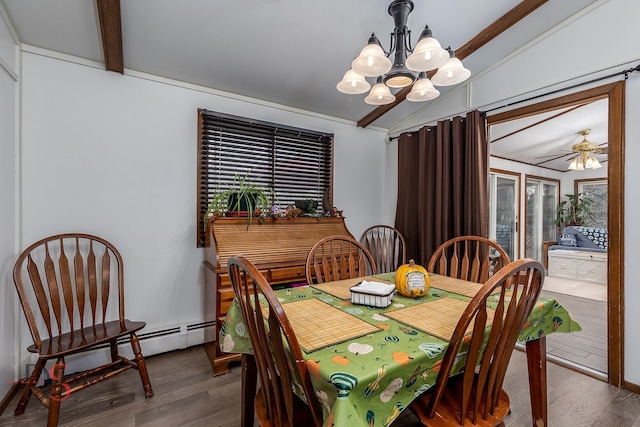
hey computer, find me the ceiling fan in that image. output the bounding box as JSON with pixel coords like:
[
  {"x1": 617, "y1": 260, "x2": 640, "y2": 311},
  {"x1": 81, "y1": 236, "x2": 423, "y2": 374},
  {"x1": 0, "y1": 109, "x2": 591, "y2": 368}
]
[
  {"x1": 567, "y1": 129, "x2": 607, "y2": 170},
  {"x1": 534, "y1": 128, "x2": 608, "y2": 169},
  {"x1": 571, "y1": 129, "x2": 608, "y2": 155}
]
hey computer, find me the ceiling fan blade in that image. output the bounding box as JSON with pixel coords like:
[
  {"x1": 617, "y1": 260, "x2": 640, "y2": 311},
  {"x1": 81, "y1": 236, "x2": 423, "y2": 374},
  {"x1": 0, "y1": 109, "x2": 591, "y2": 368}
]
[
  {"x1": 534, "y1": 154, "x2": 561, "y2": 159},
  {"x1": 534, "y1": 150, "x2": 572, "y2": 159}
]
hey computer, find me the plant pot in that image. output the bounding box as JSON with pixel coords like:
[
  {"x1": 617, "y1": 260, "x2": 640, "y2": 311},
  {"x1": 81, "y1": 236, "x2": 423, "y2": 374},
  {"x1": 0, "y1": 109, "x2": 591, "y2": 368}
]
[{"x1": 228, "y1": 193, "x2": 257, "y2": 216}]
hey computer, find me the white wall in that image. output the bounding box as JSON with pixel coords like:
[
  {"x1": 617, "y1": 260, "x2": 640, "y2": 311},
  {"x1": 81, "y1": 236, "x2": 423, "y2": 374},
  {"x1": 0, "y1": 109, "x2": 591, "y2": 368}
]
[
  {"x1": 387, "y1": 0, "x2": 640, "y2": 384},
  {"x1": 16, "y1": 50, "x2": 387, "y2": 370},
  {"x1": 624, "y1": 70, "x2": 640, "y2": 386},
  {"x1": 0, "y1": 7, "x2": 17, "y2": 397}
]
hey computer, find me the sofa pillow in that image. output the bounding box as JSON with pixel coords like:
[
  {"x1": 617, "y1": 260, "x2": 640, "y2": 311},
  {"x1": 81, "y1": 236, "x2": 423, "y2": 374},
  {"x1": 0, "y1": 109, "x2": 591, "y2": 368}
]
[
  {"x1": 559, "y1": 234, "x2": 577, "y2": 247},
  {"x1": 562, "y1": 226, "x2": 600, "y2": 249},
  {"x1": 573, "y1": 226, "x2": 608, "y2": 250}
]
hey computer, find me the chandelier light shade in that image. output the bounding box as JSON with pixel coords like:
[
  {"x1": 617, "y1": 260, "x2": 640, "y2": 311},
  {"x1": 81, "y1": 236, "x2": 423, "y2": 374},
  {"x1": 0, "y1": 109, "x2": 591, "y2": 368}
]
[
  {"x1": 406, "y1": 26, "x2": 449, "y2": 72},
  {"x1": 351, "y1": 35, "x2": 393, "y2": 77},
  {"x1": 431, "y1": 47, "x2": 472, "y2": 86},
  {"x1": 407, "y1": 72, "x2": 439, "y2": 102},
  {"x1": 336, "y1": 69, "x2": 371, "y2": 94},
  {"x1": 337, "y1": 0, "x2": 470, "y2": 105},
  {"x1": 365, "y1": 78, "x2": 396, "y2": 105}
]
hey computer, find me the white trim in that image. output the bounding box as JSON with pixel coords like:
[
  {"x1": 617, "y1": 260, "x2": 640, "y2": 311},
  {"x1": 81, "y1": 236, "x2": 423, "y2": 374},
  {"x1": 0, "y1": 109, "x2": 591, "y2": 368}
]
[
  {"x1": 0, "y1": 1, "x2": 19, "y2": 80},
  {"x1": 0, "y1": 1, "x2": 20, "y2": 44},
  {"x1": 19, "y1": 44, "x2": 387, "y2": 133},
  {"x1": 13, "y1": 43, "x2": 22, "y2": 385},
  {"x1": 0, "y1": 55, "x2": 17, "y2": 80}
]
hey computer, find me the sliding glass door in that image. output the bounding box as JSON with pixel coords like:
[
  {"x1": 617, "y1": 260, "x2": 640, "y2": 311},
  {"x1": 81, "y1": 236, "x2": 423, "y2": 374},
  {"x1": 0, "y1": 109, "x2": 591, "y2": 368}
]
[
  {"x1": 525, "y1": 177, "x2": 559, "y2": 261},
  {"x1": 489, "y1": 172, "x2": 519, "y2": 261}
]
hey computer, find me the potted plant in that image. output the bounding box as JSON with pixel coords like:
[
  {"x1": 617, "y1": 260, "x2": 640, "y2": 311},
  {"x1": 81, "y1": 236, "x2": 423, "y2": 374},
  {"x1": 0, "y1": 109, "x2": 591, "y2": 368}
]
[
  {"x1": 555, "y1": 193, "x2": 595, "y2": 229},
  {"x1": 204, "y1": 171, "x2": 271, "y2": 228}
]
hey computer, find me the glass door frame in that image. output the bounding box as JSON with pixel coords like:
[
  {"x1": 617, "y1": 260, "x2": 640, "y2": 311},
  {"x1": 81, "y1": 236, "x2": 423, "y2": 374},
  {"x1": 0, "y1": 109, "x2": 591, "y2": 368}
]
[
  {"x1": 524, "y1": 175, "x2": 560, "y2": 262},
  {"x1": 489, "y1": 168, "x2": 520, "y2": 261}
]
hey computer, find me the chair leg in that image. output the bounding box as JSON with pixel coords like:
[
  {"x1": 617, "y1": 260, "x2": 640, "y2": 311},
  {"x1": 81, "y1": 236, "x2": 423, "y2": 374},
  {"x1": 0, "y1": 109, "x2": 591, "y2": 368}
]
[
  {"x1": 15, "y1": 357, "x2": 46, "y2": 415},
  {"x1": 130, "y1": 333, "x2": 154, "y2": 398},
  {"x1": 47, "y1": 358, "x2": 66, "y2": 427},
  {"x1": 109, "y1": 340, "x2": 119, "y2": 362}
]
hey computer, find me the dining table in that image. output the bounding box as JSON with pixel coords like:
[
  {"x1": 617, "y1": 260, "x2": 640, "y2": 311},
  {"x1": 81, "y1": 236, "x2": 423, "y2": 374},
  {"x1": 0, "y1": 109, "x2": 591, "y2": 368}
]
[{"x1": 219, "y1": 271, "x2": 582, "y2": 427}]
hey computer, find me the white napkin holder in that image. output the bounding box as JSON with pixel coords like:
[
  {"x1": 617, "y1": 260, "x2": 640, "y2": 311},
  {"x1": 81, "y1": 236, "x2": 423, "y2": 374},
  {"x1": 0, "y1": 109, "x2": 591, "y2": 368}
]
[{"x1": 350, "y1": 280, "x2": 396, "y2": 308}]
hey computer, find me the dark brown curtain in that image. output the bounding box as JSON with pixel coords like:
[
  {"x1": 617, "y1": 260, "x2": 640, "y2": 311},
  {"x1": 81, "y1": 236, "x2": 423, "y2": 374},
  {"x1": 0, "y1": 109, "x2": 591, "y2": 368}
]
[{"x1": 394, "y1": 110, "x2": 489, "y2": 266}]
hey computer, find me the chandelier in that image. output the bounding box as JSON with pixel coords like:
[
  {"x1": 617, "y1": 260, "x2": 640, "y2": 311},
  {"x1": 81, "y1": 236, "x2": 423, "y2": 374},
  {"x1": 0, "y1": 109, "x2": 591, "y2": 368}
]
[
  {"x1": 336, "y1": 0, "x2": 471, "y2": 105},
  {"x1": 567, "y1": 129, "x2": 603, "y2": 170}
]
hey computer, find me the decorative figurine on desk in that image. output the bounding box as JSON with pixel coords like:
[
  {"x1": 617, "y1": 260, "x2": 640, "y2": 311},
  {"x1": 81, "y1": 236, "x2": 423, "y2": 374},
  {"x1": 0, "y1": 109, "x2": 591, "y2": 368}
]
[
  {"x1": 270, "y1": 205, "x2": 279, "y2": 217},
  {"x1": 329, "y1": 206, "x2": 343, "y2": 217}
]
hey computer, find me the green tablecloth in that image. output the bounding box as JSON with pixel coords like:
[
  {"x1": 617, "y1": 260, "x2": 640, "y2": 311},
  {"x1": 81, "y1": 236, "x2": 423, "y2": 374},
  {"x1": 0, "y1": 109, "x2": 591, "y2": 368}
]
[{"x1": 220, "y1": 272, "x2": 581, "y2": 427}]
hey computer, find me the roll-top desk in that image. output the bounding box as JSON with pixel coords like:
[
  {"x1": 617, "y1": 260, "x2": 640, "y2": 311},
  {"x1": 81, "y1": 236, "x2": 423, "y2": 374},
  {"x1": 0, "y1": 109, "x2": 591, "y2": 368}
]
[{"x1": 203, "y1": 216, "x2": 354, "y2": 375}]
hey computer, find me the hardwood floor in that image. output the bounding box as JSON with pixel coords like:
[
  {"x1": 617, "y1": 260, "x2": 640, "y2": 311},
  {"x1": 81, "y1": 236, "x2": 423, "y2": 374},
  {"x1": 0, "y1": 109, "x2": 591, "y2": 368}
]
[
  {"x1": 541, "y1": 289, "x2": 607, "y2": 375},
  {"x1": 1, "y1": 345, "x2": 638, "y2": 426},
  {"x1": 535, "y1": 274, "x2": 608, "y2": 376}
]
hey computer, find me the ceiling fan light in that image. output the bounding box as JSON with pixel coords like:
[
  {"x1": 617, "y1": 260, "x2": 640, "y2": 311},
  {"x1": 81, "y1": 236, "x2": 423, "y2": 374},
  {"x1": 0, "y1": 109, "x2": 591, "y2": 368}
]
[
  {"x1": 591, "y1": 157, "x2": 602, "y2": 169},
  {"x1": 568, "y1": 159, "x2": 578, "y2": 170},
  {"x1": 351, "y1": 35, "x2": 393, "y2": 77},
  {"x1": 406, "y1": 73, "x2": 440, "y2": 102},
  {"x1": 406, "y1": 26, "x2": 449, "y2": 71},
  {"x1": 585, "y1": 156, "x2": 594, "y2": 168},
  {"x1": 576, "y1": 160, "x2": 585, "y2": 170},
  {"x1": 365, "y1": 80, "x2": 396, "y2": 105},
  {"x1": 336, "y1": 69, "x2": 371, "y2": 94},
  {"x1": 431, "y1": 48, "x2": 471, "y2": 86}
]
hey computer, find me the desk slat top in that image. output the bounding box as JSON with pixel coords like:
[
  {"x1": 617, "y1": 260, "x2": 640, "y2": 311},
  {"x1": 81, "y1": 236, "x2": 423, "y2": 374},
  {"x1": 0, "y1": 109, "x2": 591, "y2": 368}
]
[{"x1": 206, "y1": 216, "x2": 353, "y2": 270}]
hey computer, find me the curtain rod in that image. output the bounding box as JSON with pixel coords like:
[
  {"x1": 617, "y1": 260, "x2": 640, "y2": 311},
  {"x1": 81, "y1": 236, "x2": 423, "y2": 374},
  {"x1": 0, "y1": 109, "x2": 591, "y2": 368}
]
[
  {"x1": 388, "y1": 63, "x2": 640, "y2": 141},
  {"x1": 483, "y1": 63, "x2": 640, "y2": 114}
]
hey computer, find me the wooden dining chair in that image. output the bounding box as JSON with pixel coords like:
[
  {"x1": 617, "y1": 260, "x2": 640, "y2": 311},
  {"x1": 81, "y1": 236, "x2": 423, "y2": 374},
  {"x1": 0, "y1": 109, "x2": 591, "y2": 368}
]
[
  {"x1": 305, "y1": 235, "x2": 377, "y2": 284},
  {"x1": 228, "y1": 256, "x2": 324, "y2": 427},
  {"x1": 12, "y1": 233, "x2": 153, "y2": 427},
  {"x1": 408, "y1": 258, "x2": 544, "y2": 427},
  {"x1": 359, "y1": 225, "x2": 407, "y2": 273},
  {"x1": 429, "y1": 235, "x2": 510, "y2": 284}
]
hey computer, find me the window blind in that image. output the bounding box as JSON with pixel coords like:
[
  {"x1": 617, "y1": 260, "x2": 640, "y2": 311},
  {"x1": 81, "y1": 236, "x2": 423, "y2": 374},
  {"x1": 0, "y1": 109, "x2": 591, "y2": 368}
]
[{"x1": 197, "y1": 109, "x2": 334, "y2": 246}]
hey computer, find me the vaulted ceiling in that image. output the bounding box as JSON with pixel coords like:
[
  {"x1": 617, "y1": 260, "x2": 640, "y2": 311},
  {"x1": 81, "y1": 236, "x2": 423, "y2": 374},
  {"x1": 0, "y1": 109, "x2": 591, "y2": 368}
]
[{"x1": 1, "y1": 0, "x2": 603, "y2": 168}]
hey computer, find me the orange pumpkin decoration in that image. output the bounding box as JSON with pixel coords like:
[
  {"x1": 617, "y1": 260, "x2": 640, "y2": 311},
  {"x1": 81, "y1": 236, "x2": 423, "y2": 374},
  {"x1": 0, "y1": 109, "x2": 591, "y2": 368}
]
[
  {"x1": 395, "y1": 259, "x2": 430, "y2": 298},
  {"x1": 392, "y1": 351, "x2": 413, "y2": 366},
  {"x1": 306, "y1": 359, "x2": 321, "y2": 380},
  {"x1": 331, "y1": 355, "x2": 350, "y2": 365}
]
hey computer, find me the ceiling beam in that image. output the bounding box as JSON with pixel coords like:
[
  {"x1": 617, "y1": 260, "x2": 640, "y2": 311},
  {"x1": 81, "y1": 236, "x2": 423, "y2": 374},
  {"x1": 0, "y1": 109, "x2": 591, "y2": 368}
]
[
  {"x1": 357, "y1": 0, "x2": 549, "y2": 128},
  {"x1": 96, "y1": 0, "x2": 124, "y2": 73}
]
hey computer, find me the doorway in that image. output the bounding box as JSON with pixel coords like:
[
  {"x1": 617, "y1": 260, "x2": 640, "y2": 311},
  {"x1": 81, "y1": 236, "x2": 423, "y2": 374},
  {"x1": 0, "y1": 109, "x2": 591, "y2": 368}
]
[{"x1": 487, "y1": 81, "x2": 625, "y2": 386}]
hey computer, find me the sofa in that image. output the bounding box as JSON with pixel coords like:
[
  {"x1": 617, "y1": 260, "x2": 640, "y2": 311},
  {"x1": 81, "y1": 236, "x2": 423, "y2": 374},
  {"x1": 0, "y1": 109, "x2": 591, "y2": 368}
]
[{"x1": 548, "y1": 226, "x2": 607, "y2": 284}]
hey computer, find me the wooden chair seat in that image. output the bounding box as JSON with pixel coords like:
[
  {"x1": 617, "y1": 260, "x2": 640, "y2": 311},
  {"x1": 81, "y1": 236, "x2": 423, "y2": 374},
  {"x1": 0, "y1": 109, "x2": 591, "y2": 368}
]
[
  {"x1": 255, "y1": 387, "x2": 319, "y2": 427},
  {"x1": 13, "y1": 233, "x2": 153, "y2": 427},
  {"x1": 27, "y1": 320, "x2": 146, "y2": 357},
  {"x1": 409, "y1": 375, "x2": 510, "y2": 427}
]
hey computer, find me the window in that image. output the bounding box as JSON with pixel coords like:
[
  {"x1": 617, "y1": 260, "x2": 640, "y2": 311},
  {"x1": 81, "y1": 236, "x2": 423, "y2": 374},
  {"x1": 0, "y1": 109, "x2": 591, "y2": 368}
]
[
  {"x1": 576, "y1": 179, "x2": 607, "y2": 228},
  {"x1": 197, "y1": 109, "x2": 334, "y2": 246}
]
